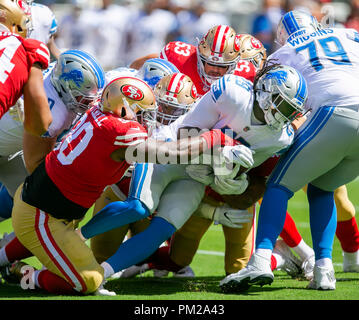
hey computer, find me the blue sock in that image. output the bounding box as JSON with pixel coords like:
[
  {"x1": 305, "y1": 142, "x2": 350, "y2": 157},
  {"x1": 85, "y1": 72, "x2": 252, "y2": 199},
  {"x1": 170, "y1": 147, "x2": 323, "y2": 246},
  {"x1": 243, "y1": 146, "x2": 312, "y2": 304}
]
[
  {"x1": 307, "y1": 184, "x2": 336, "y2": 260},
  {"x1": 0, "y1": 184, "x2": 13, "y2": 220},
  {"x1": 106, "y1": 216, "x2": 176, "y2": 273},
  {"x1": 256, "y1": 184, "x2": 293, "y2": 250},
  {"x1": 81, "y1": 198, "x2": 149, "y2": 239}
]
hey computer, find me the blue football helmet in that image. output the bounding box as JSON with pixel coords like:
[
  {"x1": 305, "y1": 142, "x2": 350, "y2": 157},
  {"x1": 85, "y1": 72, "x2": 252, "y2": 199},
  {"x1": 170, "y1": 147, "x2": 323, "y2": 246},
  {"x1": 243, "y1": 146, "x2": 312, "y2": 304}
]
[
  {"x1": 138, "y1": 58, "x2": 179, "y2": 88},
  {"x1": 51, "y1": 49, "x2": 105, "y2": 115},
  {"x1": 255, "y1": 65, "x2": 308, "y2": 130},
  {"x1": 276, "y1": 10, "x2": 321, "y2": 46}
]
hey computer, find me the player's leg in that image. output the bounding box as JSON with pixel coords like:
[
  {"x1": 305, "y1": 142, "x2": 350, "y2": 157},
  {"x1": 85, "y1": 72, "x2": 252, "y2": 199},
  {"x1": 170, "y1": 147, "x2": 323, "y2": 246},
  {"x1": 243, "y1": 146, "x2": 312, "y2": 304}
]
[
  {"x1": 103, "y1": 179, "x2": 205, "y2": 278},
  {"x1": 12, "y1": 185, "x2": 104, "y2": 295},
  {"x1": 334, "y1": 185, "x2": 359, "y2": 272},
  {"x1": 90, "y1": 187, "x2": 130, "y2": 263}
]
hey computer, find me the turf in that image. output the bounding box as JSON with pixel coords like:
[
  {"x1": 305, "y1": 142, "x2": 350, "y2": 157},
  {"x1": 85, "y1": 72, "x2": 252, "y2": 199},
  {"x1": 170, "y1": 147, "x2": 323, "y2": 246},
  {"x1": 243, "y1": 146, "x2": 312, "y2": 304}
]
[{"x1": 0, "y1": 179, "x2": 358, "y2": 303}]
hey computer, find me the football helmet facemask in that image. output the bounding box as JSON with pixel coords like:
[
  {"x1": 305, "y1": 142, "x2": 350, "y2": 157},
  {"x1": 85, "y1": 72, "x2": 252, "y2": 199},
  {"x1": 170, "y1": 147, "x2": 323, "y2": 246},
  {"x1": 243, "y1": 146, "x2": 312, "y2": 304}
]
[
  {"x1": 197, "y1": 25, "x2": 241, "y2": 86},
  {"x1": 100, "y1": 76, "x2": 157, "y2": 130},
  {"x1": 276, "y1": 10, "x2": 321, "y2": 46},
  {"x1": 238, "y1": 34, "x2": 267, "y2": 71},
  {"x1": 0, "y1": 0, "x2": 32, "y2": 38},
  {"x1": 154, "y1": 72, "x2": 197, "y2": 125},
  {"x1": 51, "y1": 50, "x2": 105, "y2": 115},
  {"x1": 255, "y1": 65, "x2": 308, "y2": 130}
]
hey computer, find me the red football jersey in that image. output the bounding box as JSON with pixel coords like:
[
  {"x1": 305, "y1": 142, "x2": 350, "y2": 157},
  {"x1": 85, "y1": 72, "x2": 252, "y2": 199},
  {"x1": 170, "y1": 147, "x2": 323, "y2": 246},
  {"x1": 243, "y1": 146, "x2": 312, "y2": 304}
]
[
  {"x1": 160, "y1": 41, "x2": 209, "y2": 97},
  {"x1": 0, "y1": 32, "x2": 49, "y2": 118},
  {"x1": 233, "y1": 60, "x2": 257, "y2": 83},
  {"x1": 45, "y1": 105, "x2": 148, "y2": 208}
]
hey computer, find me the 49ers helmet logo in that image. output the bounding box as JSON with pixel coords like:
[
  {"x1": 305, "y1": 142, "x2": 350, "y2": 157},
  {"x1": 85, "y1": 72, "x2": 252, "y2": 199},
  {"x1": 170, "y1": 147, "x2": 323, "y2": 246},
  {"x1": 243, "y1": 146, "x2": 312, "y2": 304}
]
[
  {"x1": 121, "y1": 84, "x2": 144, "y2": 101},
  {"x1": 251, "y1": 37, "x2": 262, "y2": 49}
]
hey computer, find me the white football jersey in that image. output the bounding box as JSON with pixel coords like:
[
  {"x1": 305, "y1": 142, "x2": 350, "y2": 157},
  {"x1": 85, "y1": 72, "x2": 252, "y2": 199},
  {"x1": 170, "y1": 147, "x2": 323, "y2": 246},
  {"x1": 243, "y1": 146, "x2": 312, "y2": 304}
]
[
  {"x1": 269, "y1": 27, "x2": 359, "y2": 112},
  {"x1": 178, "y1": 74, "x2": 294, "y2": 167},
  {"x1": 30, "y1": 3, "x2": 57, "y2": 44},
  {"x1": 105, "y1": 67, "x2": 139, "y2": 85},
  {"x1": 0, "y1": 63, "x2": 79, "y2": 156}
]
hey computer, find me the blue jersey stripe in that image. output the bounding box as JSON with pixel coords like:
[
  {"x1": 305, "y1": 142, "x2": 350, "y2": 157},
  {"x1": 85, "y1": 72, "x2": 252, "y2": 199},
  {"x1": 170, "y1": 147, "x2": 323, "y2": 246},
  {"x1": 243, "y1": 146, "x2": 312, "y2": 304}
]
[
  {"x1": 294, "y1": 72, "x2": 307, "y2": 105},
  {"x1": 268, "y1": 106, "x2": 334, "y2": 186}
]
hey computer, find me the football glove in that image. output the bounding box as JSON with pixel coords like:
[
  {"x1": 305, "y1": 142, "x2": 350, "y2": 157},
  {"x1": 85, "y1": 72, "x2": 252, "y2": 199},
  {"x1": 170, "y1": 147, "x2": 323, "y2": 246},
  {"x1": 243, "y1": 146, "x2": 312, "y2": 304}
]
[
  {"x1": 213, "y1": 205, "x2": 253, "y2": 228},
  {"x1": 186, "y1": 164, "x2": 214, "y2": 185},
  {"x1": 210, "y1": 173, "x2": 249, "y2": 195}
]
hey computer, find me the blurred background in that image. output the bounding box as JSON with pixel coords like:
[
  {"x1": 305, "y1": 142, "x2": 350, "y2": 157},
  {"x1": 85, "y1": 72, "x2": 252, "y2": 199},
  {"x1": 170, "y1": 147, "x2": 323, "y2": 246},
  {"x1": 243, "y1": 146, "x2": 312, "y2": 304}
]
[{"x1": 42, "y1": 0, "x2": 354, "y2": 70}]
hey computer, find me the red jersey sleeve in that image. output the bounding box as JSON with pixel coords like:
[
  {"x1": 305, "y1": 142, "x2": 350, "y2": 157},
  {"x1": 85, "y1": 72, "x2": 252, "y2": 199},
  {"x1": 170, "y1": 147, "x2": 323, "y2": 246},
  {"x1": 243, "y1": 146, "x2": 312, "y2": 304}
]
[
  {"x1": 112, "y1": 118, "x2": 148, "y2": 148},
  {"x1": 233, "y1": 60, "x2": 257, "y2": 83},
  {"x1": 22, "y1": 38, "x2": 50, "y2": 70}
]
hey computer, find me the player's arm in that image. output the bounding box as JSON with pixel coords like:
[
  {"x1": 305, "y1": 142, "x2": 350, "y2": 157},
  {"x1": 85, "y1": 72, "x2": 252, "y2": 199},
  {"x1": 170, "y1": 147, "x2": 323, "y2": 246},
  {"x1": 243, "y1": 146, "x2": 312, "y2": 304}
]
[
  {"x1": 22, "y1": 131, "x2": 57, "y2": 174},
  {"x1": 129, "y1": 53, "x2": 159, "y2": 69},
  {"x1": 23, "y1": 63, "x2": 52, "y2": 137},
  {"x1": 47, "y1": 36, "x2": 61, "y2": 60}
]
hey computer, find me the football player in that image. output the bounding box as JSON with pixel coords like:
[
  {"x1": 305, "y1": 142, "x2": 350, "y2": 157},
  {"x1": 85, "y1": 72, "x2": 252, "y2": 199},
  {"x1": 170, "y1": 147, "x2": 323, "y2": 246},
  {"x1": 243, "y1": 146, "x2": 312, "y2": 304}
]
[
  {"x1": 1, "y1": 77, "x2": 246, "y2": 295},
  {"x1": 0, "y1": 49, "x2": 105, "y2": 226},
  {"x1": 220, "y1": 10, "x2": 359, "y2": 292},
  {"x1": 75, "y1": 64, "x2": 308, "y2": 282},
  {"x1": 0, "y1": 0, "x2": 51, "y2": 135}
]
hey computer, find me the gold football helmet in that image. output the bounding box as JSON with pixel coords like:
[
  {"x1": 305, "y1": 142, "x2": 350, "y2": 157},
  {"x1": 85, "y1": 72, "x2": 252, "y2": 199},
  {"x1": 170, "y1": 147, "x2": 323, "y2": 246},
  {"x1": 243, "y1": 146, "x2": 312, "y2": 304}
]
[
  {"x1": 0, "y1": 0, "x2": 32, "y2": 38},
  {"x1": 238, "y1": 34, "x2": 267, "y2": 70},
  {"x1": 154, "y1": 72, "x2": 197, "y2": 125},
  {"x1": 197, "y1": 25, "x2": 241, "y2": 86},
  {"x1": 100, "y1": 77, "x2": 157, "y2": 129}
]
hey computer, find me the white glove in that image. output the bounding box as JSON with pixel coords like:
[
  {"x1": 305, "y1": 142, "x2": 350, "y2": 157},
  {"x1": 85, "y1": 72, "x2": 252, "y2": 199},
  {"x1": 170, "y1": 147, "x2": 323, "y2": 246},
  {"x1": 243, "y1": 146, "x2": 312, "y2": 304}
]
[
  {"x1": 213, "y1": 205, "x2": 253, "y2": 228},
  {"x1": 210, "y1": 173, "x2": 249, "y2": 195},
  {"x1": 186, "y1": 164, "x2": 214, "y2": 185},
  {"x1": 222, "y1": 145, "x2": 254, "y2": 168}
]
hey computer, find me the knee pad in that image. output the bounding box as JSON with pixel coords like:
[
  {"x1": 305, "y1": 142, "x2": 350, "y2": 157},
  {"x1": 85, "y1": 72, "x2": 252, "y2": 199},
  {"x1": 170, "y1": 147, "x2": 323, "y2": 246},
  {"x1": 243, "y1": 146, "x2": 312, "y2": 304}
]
[
  {"x1": 127, "y1": 198, "x2": 150, "y2": 219},
  {"x1": 81, "y1": 269, "x2": 104, "y2": 294}
]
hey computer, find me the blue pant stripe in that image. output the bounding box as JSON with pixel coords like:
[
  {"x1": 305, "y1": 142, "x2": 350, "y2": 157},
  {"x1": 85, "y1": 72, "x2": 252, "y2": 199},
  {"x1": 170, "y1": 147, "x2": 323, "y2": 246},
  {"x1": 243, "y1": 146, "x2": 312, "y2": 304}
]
[
  {"x1": 129, "y1": 163, "x2": 148, "y2": 198},
  {"x1": 269, "y1": 106, "x2": 334, "y2": 186}
]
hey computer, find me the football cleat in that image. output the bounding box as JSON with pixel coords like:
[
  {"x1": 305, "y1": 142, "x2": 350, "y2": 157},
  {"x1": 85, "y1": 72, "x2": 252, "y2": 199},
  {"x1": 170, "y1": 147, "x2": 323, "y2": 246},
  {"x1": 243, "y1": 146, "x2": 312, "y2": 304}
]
[
  {"x1": 153, "y1": 269, "x2": 169, "y2": 278},
  {"x1": 343, "y1": 250, "x2": 359, "y2": 272},
  {"x1": 273, "y1": 239, "x2": 302, "y2": 278},
  {"x1": 301, "y1": 255, "x2": 315, "y2": 280},
  {"x1": 173, "y1": 266, "x2": 195, "y2": 278},
  {"x1": 307, "y1": 263, "x2": 336, "y2": 290},
  {"x1": 219, "y1": 252, "x2": 273, "y2": 293},
  {"x1": 93, "y1": 282, "x2": 116, "y2": 296},
  {"x1": 120, "y1": 263, "x2": 150, "y2": 278}
]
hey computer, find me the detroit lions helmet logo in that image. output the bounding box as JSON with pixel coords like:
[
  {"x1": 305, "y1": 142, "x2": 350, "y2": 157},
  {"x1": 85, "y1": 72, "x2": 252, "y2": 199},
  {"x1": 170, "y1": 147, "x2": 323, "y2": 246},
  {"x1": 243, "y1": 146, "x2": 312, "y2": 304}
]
[
  {"x1": 121, "y1": 85, "x2": 144, "y2": 101},
  {"x1": 60, "y1": 69, "x2": 84, "y2": 87},
  {"x1": 265, "y1": 70, "x2": 288, "y2": 85}
]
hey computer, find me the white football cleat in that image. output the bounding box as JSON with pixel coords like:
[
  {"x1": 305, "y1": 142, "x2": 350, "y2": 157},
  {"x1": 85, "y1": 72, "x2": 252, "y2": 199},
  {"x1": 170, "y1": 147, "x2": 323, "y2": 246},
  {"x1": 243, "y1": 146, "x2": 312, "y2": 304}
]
[
  {"x1": 273, "y1": 239, "x2": 302, "y2": 278},
  {"x1": 93, "y1": 283, "x2": 116, "y2": 296},
  {"x1": 108, "y1": 270, "x2": 124, "y2": 280},
  {"x1": 307, "y1": 263, "x2": 336, "y2": 290},
  {"x1": 153, "y1": 269, "x2": 169, "y2": 278},
  {"x1": 173, "y1": 266, "x2": 195, "y2": 278},
  {"x1": 120, "y1": 263, "x2": 149, "y2": 278},
  {"x1": 301, "y1": 255, "x2": 315, "y2": 280},
  {"x1": 219, "y1": 252, "x2": 274, "y2": 293},
  {"x1": 343, "y1": 250, "x2": 359, "y2": 272}
]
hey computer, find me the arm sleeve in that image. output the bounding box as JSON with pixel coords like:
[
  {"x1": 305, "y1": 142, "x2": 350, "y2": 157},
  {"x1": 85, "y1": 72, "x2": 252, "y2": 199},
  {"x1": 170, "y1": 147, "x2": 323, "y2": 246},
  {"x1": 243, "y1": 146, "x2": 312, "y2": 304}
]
[{"x1": 23, "y1": 38, "x2": 50, "y2": 70}]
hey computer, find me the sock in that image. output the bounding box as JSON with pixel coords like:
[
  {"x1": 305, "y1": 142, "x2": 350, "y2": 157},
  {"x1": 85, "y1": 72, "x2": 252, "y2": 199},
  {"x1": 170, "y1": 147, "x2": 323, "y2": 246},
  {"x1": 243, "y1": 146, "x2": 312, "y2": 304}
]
[
  {"x1": 256, "y1": 185, "x2": 292, "y2": 250},
  {"x1": 271, "y1": 252, "x2": 285, "y2": 270},
  {"x1": 101, "y1": 261, "x2": 115, "y2": 279},
  {"x1": 280, "y1": 211, "x2": 303, "y2": 247},
  {"x1": 36, "y1": 269, "x2": 78, "y2": 295},
  {"x1": 106, "y1": 217, "x2": 176, "y2": 273},
  {"x1": 307, "y1": 184, "x2": 337, "y2": 260},
  {"x1": 291, "y1": 239, "x2": 315, "y2": 261},
  {"x1": 81, "y1": 198, "x2": 150, "y2": 239},
  {"x1": 148, "y1": 246, "x2": 183, "y2": 272},
  {"x1": 336, "y1": 217, "x2": 359, "y2": 253},
  {"x1": 270, "y1": 254, "x2": 277, "y2": 271},
  {"x1": 5, "y1": 237, "x2": 33, "y2": 263}
]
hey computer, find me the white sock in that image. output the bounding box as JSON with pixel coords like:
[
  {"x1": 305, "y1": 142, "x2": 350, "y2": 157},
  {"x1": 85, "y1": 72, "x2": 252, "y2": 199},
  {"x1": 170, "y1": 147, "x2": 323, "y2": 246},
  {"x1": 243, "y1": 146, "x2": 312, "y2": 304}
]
[
  {"x1": 316, "y1": 258, "x2": 332, "y2": 268},
  {"x1": 291, "y1": 239, "x2": 315, "y2": 261},
  {"x1": 255, "y1": 248, "x2": 272, "y2": 261},
  {"x1": 101, "y1": 261, "x2": 115, "y2": 279},
  {"x1": 0, "y1": 247, "x2": 9, "y2": 266},
  {"x1": 272, "y1": 252, "x2": 285, "y2": 269}
]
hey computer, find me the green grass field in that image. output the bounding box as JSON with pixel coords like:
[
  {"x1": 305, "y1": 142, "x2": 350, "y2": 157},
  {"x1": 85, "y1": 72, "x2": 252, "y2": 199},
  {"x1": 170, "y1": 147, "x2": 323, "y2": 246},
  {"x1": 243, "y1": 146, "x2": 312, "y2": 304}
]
[{"x1": 0, "y1": 179, "x2": 358, "y2": 302}]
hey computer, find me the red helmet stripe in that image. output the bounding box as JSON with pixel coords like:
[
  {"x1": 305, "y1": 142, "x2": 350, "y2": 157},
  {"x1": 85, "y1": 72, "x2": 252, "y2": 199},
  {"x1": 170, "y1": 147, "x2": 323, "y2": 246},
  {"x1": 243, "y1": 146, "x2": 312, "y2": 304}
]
[
  {"x1": 166, "y1": 73, "x2": 185, "y2": 98},
  {"x1": 212, "y1": 25, "x2": 230, "y2": 53}
]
